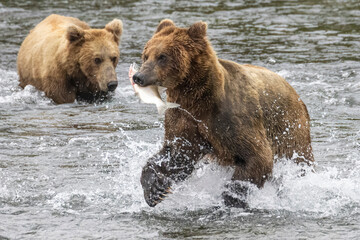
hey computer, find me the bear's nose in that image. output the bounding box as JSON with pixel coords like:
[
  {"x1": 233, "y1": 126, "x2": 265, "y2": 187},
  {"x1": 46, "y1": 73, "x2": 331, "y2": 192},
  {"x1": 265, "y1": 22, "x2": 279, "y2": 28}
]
[
  {"x1": 132, "y1": 73, "x2": 145, "y2": 86},
  {"x1": 107, "y1": 81, "x2": 118, "y2": 92}
]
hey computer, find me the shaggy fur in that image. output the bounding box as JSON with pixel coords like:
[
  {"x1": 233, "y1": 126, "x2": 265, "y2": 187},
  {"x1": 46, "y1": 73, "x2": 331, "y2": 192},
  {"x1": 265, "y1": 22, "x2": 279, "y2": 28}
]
[
  {"x1": 135, "y1": 19, "x2": 314, "y2": 207},
  {"x1": 17, "y1": 14, "x2": 123, "y2": 103}
]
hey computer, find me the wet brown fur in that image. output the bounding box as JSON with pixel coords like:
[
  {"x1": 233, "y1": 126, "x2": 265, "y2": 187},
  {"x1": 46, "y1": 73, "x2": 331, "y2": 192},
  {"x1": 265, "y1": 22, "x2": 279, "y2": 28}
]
[
  {"x1": 17, "y1": 14, "x2": 123, "y2": 104},
  {"x1": 139, "y1": 19, "x2": 314, "y2": 207}
]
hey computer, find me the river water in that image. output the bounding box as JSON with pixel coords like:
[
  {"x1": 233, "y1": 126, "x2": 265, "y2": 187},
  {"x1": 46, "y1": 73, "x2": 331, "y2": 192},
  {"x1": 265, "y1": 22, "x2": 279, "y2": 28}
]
[{"x1": 0, "y1": 0, "x2": 359, "y2": 239}]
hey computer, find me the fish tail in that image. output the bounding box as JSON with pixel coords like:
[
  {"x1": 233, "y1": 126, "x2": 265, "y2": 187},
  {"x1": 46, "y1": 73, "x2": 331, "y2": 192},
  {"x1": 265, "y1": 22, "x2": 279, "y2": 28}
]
[
  {"x1": 129, "y1": 63, "x2": 139, "y2": 86},
  {"x1": 156, "y1": 103, "x2": 167, "y2": 115},
  {"x1": 156, "y1": 102, "x2": 180, "y2": 115},
  {"x1": 166, "y1": 102, "x2": 180, "y2": 109}
]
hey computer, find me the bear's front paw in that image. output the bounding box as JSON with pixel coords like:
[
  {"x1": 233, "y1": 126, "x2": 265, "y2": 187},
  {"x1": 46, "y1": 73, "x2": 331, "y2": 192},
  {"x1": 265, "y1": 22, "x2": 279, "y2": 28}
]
[{"x1": 140, "y1": 164, "x2": 172, "y2": 207}]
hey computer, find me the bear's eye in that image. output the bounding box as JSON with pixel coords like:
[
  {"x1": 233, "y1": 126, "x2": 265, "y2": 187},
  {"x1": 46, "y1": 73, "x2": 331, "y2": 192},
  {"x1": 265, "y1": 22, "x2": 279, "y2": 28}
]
[
  {"x1": 158, "y1": 54, "x2": 167, "y2": 62},
  {"x1": 111, "y1": 57, "x2": 117, "y2": 64},
  {"x1": 94, "y1": 58, "x2": 102, "y2": 65}
]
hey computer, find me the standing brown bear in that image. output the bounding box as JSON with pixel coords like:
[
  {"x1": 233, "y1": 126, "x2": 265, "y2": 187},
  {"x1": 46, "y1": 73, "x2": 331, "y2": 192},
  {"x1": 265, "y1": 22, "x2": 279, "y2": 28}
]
[
  {"x1": 17, "y1": 14, "x2": 123, "y2": 104},
  {"x1": 134, "y1": 19, "x2": 314, "y2": 207}
]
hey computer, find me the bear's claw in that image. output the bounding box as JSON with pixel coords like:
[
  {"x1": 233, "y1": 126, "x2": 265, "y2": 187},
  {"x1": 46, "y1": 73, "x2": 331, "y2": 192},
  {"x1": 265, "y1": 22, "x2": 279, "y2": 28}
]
[
  {"x1": 165, "y1": 188, "x2": 173, "y2": 194},
  {"x1": 147, "y1": 187, "x2": 171, "y2": 206}
]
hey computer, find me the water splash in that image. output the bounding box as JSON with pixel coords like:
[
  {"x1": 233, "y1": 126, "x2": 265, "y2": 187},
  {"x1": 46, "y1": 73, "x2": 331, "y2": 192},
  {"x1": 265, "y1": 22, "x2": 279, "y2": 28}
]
[
  {"x1": 0, "y1": 69, "x2": 52, "y2": 106},
  {"x1": 135, "y1": 153, "x2": 360, "y2": 219},
  {"x1": 249, "y1": 160, "x2": 360, "y2": 217}
]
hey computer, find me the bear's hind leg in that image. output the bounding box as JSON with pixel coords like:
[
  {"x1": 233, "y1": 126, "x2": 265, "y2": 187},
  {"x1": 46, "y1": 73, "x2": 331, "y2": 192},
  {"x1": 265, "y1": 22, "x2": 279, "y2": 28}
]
[{"x1": 222, "y1": 149, "x2": 273, "y2": 208}]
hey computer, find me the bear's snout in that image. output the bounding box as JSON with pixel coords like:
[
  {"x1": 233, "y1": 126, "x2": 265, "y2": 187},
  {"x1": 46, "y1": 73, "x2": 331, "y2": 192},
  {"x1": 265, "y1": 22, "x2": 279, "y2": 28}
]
[
  {"x1": 107, "y1": 81, "x2": 118, "y2": 92},
  {"x1": 132, "y1": 72, "x2": 145, "y2": 86},
  {"x1": 133, "y1": 72, "x2": 158, "y2": 87},
  {"x1": 101, "y1": 66, "x2": 118, "y2": 92}
]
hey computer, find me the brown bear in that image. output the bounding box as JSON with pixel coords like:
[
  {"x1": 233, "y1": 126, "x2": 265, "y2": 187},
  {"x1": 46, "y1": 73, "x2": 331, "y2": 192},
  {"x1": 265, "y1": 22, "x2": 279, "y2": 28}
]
[
  {"x1": 17, "y1": 14, "x2": 123, "y2": 104},
  {"x1": 134, "y1": 19, "x2": 314, "y2": 207}
]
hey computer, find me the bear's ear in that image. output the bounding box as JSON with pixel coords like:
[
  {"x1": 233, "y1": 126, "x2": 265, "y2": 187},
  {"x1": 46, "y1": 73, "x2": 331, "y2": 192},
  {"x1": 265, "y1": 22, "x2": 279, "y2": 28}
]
[
  {"x1": 188, "y1": 21, "x2": 207, "y2": 39},
  {"x1": 67, "y1": 25, "x2": 85, "y2": 43},
  {"x1": 105, "y1": 19, "x2": 123, "y2": 44},
  {"x1": 156, "y1": 19, "x2": 175, "y2": 33}
]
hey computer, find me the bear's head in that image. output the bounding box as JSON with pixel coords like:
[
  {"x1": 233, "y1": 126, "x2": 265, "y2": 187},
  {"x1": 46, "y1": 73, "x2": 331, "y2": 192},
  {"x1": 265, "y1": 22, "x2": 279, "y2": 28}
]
[
  {"x1": 132, "y1": 19, "x2": 209, "y2": 89},
  {"x1": 66, "y1": 19, "x2": 123, "y2": 95}
]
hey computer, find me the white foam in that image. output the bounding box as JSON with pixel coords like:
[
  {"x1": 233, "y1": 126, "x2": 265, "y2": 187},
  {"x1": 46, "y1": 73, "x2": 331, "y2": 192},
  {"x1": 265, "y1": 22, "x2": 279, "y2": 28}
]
[
  {"x1": 131, "y1": 147, "x2": 359, "y2": 217},
  {"x1": 158, "y1": 161, "x2": 234, "y2": 211},
  {"x1": 248, "y1": 160, "x2": 360, "y2": 216}
]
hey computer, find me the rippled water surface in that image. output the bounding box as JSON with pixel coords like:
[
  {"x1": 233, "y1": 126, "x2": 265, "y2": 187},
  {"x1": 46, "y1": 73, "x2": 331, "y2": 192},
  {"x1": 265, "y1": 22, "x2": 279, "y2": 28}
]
[{"x1": 1, "y1": 0, "x2": 360, "y2": 239}]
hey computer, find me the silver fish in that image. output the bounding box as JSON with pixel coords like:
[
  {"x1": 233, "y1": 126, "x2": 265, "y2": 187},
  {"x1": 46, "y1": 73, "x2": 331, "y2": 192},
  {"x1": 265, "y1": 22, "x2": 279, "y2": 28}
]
[{"x1": 129, "y1": 63, "x2": 179, "y2": 115}]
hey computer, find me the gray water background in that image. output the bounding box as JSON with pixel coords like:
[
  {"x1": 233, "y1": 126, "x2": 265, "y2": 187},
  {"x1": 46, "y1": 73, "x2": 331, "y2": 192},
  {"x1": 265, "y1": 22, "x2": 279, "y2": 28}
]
[{"x1": 0, "y1": 0, "x2": 360, "y2": 239}]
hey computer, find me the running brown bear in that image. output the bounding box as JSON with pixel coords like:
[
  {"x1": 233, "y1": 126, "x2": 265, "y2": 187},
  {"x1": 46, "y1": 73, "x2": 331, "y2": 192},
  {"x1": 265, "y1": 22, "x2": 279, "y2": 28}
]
[{"x1": 133, "y1": 19, "x2": 314, "y2": 207}]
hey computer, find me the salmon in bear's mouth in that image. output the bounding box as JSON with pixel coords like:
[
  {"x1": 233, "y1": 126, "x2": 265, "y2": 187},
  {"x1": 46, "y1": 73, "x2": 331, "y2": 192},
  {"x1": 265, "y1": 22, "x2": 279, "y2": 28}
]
[{"x1": 128, "y1": 63, "x2": 179, "y2": 115}]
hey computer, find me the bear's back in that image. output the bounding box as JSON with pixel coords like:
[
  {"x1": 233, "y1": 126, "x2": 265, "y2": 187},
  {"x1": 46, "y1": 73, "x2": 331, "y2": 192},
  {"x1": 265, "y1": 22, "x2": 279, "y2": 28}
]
[
  {"x1": 31, "y1": 14, "x2": 89, "y2": 36},
  {"x1": 219, "y1": 59, "x2": 313, "y2": 161}
]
